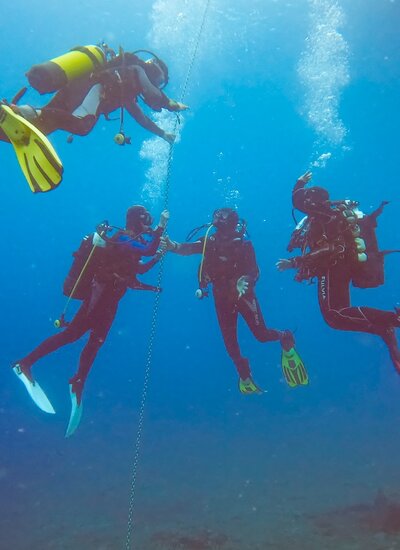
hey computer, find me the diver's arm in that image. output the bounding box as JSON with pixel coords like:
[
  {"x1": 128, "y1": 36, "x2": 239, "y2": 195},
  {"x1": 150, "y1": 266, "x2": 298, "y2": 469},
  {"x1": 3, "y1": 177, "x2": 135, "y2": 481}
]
[
  {"x1": 139, "y1": 226, "x2": 164, "y2": 256},
  {"x1": 118, "y1": 211, "x2": 169, "y2": 257},
  {"x1": 137, "y1": 253, "x2": 162, "y2": 274},
  {"x1": 118, "y1": 226, "x2": 163, "y2": 257},
  {"x1": 133, "y1": 65, "x2": 188, "y2": 112},
  {"x1": 294, "y1": 171, "x2": 312, "y2": 192},
  {"x1": 233, "y1": 241, "x2": 260, "y2": 298},
  {"x1": 240, "y1": 241, "x2": 260, "y2": 285},
  {"x1": 140, "y1": 210, "x2": 170, "y2": 256},
  {"x1": 162, "y1": 235, "x2": 203, "y2": 256},
  {"x1": 292, "y1": 243, "x2": 334, "y2": 268},
  {"x1": 125, "y1": 101, "x2": 174, "y2": 142},
  {"x1": 292, "y1": 171, "x2": 313, "y2": 209},
  {"x1": 276, "y1": 243, "x2": 333, "y2": 271},
  {"x1": 133, "y1": 65, "x2": 169, "y2": 111},
  {"x1": 163, "y1": 96, "x2": 189, "y2": 112},
  {"x1": 175, "y1": 241, "x2": 203, "y2": 255}
]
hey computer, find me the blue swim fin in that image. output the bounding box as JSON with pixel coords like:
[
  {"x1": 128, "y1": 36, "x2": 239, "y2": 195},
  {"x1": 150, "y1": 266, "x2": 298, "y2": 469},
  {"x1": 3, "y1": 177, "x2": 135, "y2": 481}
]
[{"x1": 65, "y1": 384, "x2": 83, "y2": 438}]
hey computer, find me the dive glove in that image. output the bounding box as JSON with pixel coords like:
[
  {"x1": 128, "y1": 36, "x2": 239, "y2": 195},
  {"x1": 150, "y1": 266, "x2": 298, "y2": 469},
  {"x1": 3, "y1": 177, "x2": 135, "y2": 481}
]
[{"x1": 237, "y1": 276, "x2": 250, "y2": 298}]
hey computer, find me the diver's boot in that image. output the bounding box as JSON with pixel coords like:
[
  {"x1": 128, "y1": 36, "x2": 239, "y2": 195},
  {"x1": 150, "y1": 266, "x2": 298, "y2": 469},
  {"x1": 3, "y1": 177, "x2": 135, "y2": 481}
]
[
  {"x1": 69, "y1": 374, "x2": 84, "y2": 406},
  {"x1": 10, "y1": 104, "x2": 39, "y2": 123},
  {"x1": 239, "y1": 376, "x2": 264, "y2": 395},
  {"x1": 12, "y1": 361, "x2": 33, "y2": 382},
  {"x1": 381, "y1": 328, "x2": 400, "y2": 375},
  {"x1": 279, "y1": 329, "x2": 295, "y2": 352},
  {"x1": 12, "y1": 361, "x2": 55, "y2": 414},
  {"x1": 65, "y1": 375, "x2": 84, "y2": 438}
]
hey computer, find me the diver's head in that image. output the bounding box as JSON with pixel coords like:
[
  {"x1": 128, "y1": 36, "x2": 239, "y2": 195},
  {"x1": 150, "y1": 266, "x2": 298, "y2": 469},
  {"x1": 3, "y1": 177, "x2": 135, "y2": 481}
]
[
  {"x1": 212, "y1": 208, "x2": 239, "y2": 233},
  {"x1": 144, "y1": 57, "x2": 169, "y2": 89},
  {"x1": 293, "y1": 185, "x2": 330, "y2": 216},
  {"x1": 125, "y1": 205, "x2": 153, "y2": 234}
]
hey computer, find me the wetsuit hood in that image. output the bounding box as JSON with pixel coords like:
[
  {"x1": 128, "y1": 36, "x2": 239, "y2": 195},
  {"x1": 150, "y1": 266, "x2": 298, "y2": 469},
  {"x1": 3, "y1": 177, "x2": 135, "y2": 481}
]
[
  {"x1": 293, "y1": 184, "x2": 330, "y2": 215},
  {"x1": 212, "y1": 208, "x2": 239, "y2": 234},
  {"x1": 126, "y1": 205, "x2": 153, "y2": 233},
  {"x1": 144, "y1": 57, "x2": 169, "y2": 89}
]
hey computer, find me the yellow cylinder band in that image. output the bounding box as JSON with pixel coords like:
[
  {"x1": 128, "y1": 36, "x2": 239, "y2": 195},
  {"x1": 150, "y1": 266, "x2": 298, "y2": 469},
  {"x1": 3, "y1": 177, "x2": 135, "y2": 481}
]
[{"x1": 50, "y1": 45, "x2": 105, "y2": 81}]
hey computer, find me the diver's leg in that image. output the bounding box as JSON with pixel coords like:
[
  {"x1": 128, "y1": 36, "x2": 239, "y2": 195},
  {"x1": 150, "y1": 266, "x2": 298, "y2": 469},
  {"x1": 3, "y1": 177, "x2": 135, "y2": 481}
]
[
  {"x1": 238, "y1": 291, "x2": 274, "y2": 340},
  {"x1": 213, "y1": 287, "x2": 251, "y2": 380},
  {"x1": 238, "y1": 290, "x2": 294, "y2": 349},
  {"x1": 14, "y1": 303, "x2": 90, "y2": 381},
  {"x1": 319, "y1": 265, "x2": 400, "y2": 372},
  {"x1": 71, "y1": 83, "x2": 102, "y2": 117},
  {"x1": 36, "y1": 107, "x2": 97, "y2": 135},
  {"x1": 69, "y1": 295, "x2": 120, "y2": 404},
  {"x1": 319, "y1": 265, "x2": 400, "y2": 333},
  {"x1": 32, "y1": 83, "x2": 102, "y2": 135},
  {"x1": 0, "y1": 104, "x2": 39, "y2": 141}
]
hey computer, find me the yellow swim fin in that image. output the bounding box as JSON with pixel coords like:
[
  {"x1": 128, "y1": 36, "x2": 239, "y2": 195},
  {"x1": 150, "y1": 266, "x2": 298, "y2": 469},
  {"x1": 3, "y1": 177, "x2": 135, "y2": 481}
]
[{"x1": 0, "y1": 103, "x2": 63, "y2": 193}]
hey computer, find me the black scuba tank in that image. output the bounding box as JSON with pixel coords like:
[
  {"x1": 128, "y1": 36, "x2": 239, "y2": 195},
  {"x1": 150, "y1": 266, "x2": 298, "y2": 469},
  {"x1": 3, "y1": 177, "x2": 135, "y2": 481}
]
[
  {"x1": 347, "y1": 201, "x2": 400, "y2": 289},
  {"x1": 351, "y1": 211, "x2": 385, "y2": 289},
  {"x1": 63, "y1": 234, "x2": 98, "y2": 299}
]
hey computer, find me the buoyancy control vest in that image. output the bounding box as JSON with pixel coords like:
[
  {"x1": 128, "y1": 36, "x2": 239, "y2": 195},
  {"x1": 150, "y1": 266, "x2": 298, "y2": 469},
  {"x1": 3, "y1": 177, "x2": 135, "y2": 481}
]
[
  {"x1": 199, "y1": 233, "x2": 258, "y2": 288},
  {"x1": 349, "y1": 201, "x2": 400, "y2": 288},
  {"x1": 288, "y1": 200, "x2": 398, "y2": 287},
  {"x1": 63, "y1": 234, "x2": 100, "y2": 300},
  {"x1": 63, "y1": 230, "x2": 161, "y2": 301}
]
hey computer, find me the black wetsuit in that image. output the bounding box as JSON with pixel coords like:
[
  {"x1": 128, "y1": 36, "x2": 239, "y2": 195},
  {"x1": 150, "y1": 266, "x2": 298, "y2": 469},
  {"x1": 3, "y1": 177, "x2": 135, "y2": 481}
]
[
  {"x1": 17, "y1": 227, "x2": 162, "y2": 402},
  {"x1": 289, "y1": 179, "x2": 400, "y2": 370},
  {"x1": 173, "y1": 231, "x2": 290, "y2": 380},
  {"x1": 1, "y1": 53, "x2": 180, "y2": 141}
]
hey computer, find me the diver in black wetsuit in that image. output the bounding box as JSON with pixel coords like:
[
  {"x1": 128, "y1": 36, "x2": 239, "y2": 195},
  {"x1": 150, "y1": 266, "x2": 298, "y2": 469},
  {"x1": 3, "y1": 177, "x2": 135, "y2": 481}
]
[
  {"x1": 162, "y1": 208, "x2": 296, "y2": 394},
  {"x1": 2, "y1": 49, "x2": 187, "y2": 145},
  {"x1": 277, "y1": 171, "x2": 400, "y2": 373},
  {"x1": 13, "y1": 206, "x2": 169, "y2": 408}
]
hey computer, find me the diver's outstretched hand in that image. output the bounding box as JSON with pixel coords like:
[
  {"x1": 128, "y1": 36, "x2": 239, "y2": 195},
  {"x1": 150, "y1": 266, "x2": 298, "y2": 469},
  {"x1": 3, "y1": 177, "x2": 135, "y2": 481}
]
[
  {"x1": 236, "y1": 276, "x2": 250, "y2": 298},
  {"x1": 175, "y1": 102, "x2": 189, "y2": 111},
  {"x1": 163, "y1": 132, "x2": 176, "y2": 144},
  {"x1": 160, "y1": 235, "x2": 178, "y2": 252},
  {"x1": 276, "y1": 259, "x2": 293, "y2": 272},
  {"x1": 168, "y1": 99, "x2": 189, "y2": 112},
  {"x1": 299, "y1": 170, "x2": 312, "y2": 183}
]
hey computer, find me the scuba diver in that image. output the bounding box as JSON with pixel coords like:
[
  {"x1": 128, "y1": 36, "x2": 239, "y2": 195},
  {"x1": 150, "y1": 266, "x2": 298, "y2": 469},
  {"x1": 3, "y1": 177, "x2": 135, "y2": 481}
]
[
  {"x1": 162, "y1": 208, "x2": 307, "y2": 394},
  {"x1": 277, "y1": 171, "x2": 400, "y2": 373},
  {"x1": 0, "y1": 44, "x2": 188, "y2": 193},
  {"x1": 12, "y1": 206, "x2": 169, "y2": 437}
]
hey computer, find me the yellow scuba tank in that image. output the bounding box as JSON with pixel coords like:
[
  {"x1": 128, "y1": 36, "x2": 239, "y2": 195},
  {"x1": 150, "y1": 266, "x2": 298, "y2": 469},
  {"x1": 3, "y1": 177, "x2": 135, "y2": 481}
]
[{"x1": 26, "y1": 45, "x2": 106, "y2": 94}]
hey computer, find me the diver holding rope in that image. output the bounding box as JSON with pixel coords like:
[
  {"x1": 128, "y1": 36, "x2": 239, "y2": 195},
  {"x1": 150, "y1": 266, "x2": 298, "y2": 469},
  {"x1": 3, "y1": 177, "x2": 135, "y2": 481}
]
[
  {"x1": 0, "y1": 43, "x2": 188, "y2": 192},
  {"x1": 162, "y1": 208, "x2": 308, "y2": 393},
  {"x1": 12, "y1": 206, "x2": 169, "y2": 437}
]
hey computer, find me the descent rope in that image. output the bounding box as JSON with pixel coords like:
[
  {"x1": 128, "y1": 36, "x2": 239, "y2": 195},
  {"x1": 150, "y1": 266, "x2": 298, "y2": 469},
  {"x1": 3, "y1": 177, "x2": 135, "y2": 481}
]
[{"x1": 124, "y1": 2, "x2": 212, "y2": 548}]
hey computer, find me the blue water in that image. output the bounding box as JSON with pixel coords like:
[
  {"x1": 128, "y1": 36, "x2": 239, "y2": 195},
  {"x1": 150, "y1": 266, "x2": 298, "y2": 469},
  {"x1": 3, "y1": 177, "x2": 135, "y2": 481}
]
[{"x1": 1, "y1": 1, "x2": 400, "y2": 548}]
